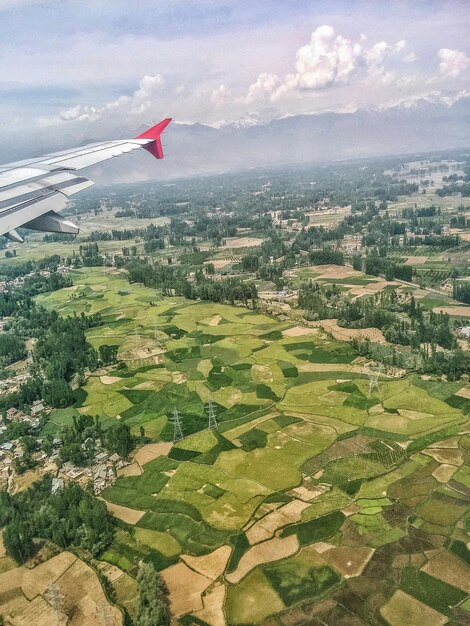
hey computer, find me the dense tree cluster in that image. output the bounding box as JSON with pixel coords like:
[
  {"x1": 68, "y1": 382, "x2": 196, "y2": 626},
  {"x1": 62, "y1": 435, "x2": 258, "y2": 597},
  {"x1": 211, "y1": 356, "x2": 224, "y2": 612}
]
[
  {"x1": 126, "y1": 259, "x2": 258, "y2": 306},
  {"x1": 135, "y1": 562, "x2": 170, "y2": 626},
  {"x1": 0, "y1": 476, "x2": 114, "y2": 563},
  {"x1": 453, "y1": 281, "x2": 470, "y2": 304}
]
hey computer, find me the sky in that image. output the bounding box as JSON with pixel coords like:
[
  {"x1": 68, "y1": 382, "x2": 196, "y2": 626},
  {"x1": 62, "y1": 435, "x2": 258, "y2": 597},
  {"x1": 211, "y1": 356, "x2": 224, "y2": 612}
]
[{"x1": 0, "y1": 0, "x2": 469, "y2": 151}]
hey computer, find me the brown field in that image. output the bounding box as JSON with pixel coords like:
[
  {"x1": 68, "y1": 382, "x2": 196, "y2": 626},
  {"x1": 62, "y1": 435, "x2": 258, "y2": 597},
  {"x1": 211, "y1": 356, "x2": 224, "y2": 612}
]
[
  {"x1": 421, "y1": 550, "x2": 470, "y2": 593},
  {"x1": 205, "y1": 259, "x2": 232, "y2": 270},
  {"x1": 100, "y1": 375, "x2": 122, "y2": 385},
  {"x1": 160, "y1": 562, "x2": 212, "y2": 617},
  {"x1": 282, "y1": 326, "x2": 319, "y2": 337},
  {"x1": 380, "y1": 590, "x2": 447, "y2": 626},
  {"x1": 0, "y1": 551, "x2": 122, "y2": 626},
  {"x1": 226, "y1": 535, "x2": 299, "y2": 584},
  {"x1": 315, "y1": 545, "x2": 374, "y2": 578},
  {"x1": 245, "y1": 500, "x2": 310, "y2": 545},
  {"x1": 456, "y1": 385, "x2": 470, "y2": 399},
  {"x1": 422, "y1": 448, "x2": 463, "y2": 466},
  {"x1": 104, "y1": 501, "x2": 146, "y2": 524},
  {"x1": 117, "y1": 462, "x2": 142, "y2": 477},
  {"x1": 193, "y1": 582, "x2": 226, "y2": 626},
  {"x1": 132, "y1": 442, "x2": 172, "y2": 466},
  {"x1": 315, "y1": 264, "x2": 368, "y2": 280},
  {"x1": 432, "y1": 306, "x2": 470, "y2": 316},
  {"x1": 405, "y1": 256, "x2": 429, "y2": 265},
  {"x1": 318, "y1": 319, "x2": 386, "y2": 343},
  {"x1": 222, "y1": 236, "x2": 264, "y2": 248},
  {"x1": 180, "y1": 545, "x2": 231, "y2": 580},
  {"x1": 431, "y1": 464, "x2": 458, "y2": 483}
]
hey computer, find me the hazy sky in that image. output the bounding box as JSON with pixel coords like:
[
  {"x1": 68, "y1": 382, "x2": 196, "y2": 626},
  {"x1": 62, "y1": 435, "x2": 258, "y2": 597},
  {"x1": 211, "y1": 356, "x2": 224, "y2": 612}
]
[{"x1": 0, "y1": 0, "x2": 469, "y2": 146}]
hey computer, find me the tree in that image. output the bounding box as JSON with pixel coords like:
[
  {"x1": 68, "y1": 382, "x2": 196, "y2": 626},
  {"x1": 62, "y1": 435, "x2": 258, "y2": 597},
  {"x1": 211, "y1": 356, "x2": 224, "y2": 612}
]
[
  {"x1": 98, "y1": 344, "x2": 119, "y2": 366},
  {"x1": 136, "y1": 562, "x2": 170, "y2": 626},
  {"x1": 352, "y1": 254, "x2": 362, "y2": 271},
  {"x1": 3, "y1": 521, "x2": 35, "y2": 563},
  {"x1": 105, "y1": 423, "x2": 133, "y2": 458}
]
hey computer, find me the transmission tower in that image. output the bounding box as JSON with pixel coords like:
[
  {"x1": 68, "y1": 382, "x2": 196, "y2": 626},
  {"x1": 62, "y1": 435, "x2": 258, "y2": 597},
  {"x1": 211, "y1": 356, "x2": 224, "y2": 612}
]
[
  {"x1": 368, "y1": 363, "x2": 382, "y2": 395},
  {"x1": 170, "y1": 407, "x2": 184, "y2": 441},
  {"x1": 206, "y1": 398, "x2": 218, "y2": 430}
]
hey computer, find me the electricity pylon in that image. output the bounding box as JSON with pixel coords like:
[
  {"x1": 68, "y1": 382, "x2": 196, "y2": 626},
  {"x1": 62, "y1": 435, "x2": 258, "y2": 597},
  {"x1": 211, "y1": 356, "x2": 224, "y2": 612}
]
[
  {"x1": 170, "y1": 407, "x2": 184, "y2": 441},
  {"x1": 368, "y1": 363, "x2": 382, "y2": 394},
  {"x1": 206, "y1": 398, "x2": 218, "y2": 430}
]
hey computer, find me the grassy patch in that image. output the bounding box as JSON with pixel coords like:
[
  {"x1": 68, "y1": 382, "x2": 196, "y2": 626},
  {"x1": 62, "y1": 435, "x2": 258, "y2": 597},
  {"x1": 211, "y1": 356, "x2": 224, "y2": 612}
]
[
  {"x1": 281, "y1": 511, "x2": 345, "y2": 546},
  {"x1": 263, "y1": 561, "x2": 341, "y2": 606},
  {"x1": 400, "y1": 567, "x2": 466, "y2": 617}
]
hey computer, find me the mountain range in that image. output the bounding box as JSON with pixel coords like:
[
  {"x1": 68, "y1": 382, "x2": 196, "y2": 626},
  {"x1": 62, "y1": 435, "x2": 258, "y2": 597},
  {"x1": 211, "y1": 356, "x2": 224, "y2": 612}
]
[{"x1": 88, "y1": 94, "x2": 470, "y2": 182}]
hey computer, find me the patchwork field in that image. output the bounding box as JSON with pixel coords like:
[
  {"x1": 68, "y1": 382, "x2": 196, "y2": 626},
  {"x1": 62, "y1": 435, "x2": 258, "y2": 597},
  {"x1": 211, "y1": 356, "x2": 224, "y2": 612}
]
[
  {"x1": 0, "y1": 550, "x2": 122, "y2": 625},
  {"x1": 36, "y1": 268, "x2": 470, "y2": 625}
]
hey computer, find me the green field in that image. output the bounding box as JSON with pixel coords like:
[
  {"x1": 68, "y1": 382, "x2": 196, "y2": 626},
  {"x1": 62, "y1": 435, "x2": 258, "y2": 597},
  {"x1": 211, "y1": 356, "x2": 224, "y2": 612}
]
[{"x1": 37, "y1": 268, "x2": 470, "y2": 625}]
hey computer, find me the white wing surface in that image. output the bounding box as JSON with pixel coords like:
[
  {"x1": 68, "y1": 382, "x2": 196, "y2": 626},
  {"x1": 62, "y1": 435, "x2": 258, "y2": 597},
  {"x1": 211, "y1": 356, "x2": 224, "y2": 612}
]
[{"x1": 0, "y1": 118, "x2": 171, "y2": 241}]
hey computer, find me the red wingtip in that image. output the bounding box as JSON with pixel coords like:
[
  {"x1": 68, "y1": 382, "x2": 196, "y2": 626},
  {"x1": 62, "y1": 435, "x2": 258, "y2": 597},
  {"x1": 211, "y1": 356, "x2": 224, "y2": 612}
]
[{"x1": 135, "y1": 117, "x2": 172, "y2": 159}]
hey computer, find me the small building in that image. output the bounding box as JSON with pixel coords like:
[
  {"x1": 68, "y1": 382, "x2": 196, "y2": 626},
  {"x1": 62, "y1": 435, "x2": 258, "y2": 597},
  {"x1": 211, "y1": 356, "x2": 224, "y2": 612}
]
[
  {"x1": 31, "y1": 402, "x2": 45, "y2": 416},
  {"x1": 6, "y1": 408, "x2": 20, "y2": 421},
  {"x1": 51, "y1": 477, "x2": 65, "y2": 495}
]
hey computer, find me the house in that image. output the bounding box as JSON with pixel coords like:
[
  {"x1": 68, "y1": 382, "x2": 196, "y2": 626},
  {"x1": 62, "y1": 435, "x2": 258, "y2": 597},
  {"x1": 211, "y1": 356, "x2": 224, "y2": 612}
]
[
  {"x1": 6, "y1": 408, "x2": 20, "y2": 421},
  {"x1": 0, "y1": 442, "x2": 14, "y2": 451},
  {"x1": 109, "y1": 453, "x2": 121, "y2": 463},
  {"x1": 95, "y1": 451, "x2": 109, "y2": 463},
  {"x1": 51, "y1": 477, "x2": 64, "y2": 495},
  {"x1": 31, "y1": 402, "x2": 45, "y2": 416}
]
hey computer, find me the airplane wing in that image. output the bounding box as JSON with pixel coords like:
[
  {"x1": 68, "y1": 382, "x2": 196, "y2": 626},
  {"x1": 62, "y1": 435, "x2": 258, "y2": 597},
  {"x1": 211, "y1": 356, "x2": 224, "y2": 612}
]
[{"x1": 0, "y1": 118, "x2": 171, "y2": 242}]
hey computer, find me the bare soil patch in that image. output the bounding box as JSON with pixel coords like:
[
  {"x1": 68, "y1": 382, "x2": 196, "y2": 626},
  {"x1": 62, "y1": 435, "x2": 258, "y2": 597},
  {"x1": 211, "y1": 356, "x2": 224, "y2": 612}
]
[
  {"x1": 226, "y1": 535, "x2": 299, "y2": 584},
  {"x1": 405, "y1": 256, "x2": 428, "y2": 265},
  {"x1": 100, "y1": 375, "x2": 122, "y2": 385},
  {"x1": 317, "y1": 545, "x2": 374, "y2": 578},
  {"x1": 181, "y1": 545, "x2": 231, "y2": 580},
  {"x1": 0, "y1": 552, "x2": 122, "y2": 626},
  {"x1": 117, "y1": 462, "x2": 142, "y2": 477},
  {"x1": 422, "y1": 550, "x2": 470, "y2": 593},
  {"x1": 422, "y1": 448, "x2": 463, "y2": 466},
  {"x1": 172, "y1": 372, "x2": 187, "y2": 384},
  {"x1": 246, "y1": 500, "x2": 310, "y2": 545},
  {"x1": 133, "y1": 442, "x2": 172, "y2": 467},
  {"x1": 205, "y1": 259, "x2": 232, "y2": 269},
  {"x1": 105, "y1": 501, "x2": 146, "y2": 524},
  {"x1": 282, "y1": 326, "x2": 319, "y2": 337},
  {"x1": 193, "y1": 582, "x2": 226, "y2": 626},
  {"x1": 315, "y1": 265, "x2": 369, "y2": 280},
  {"x1": 432, "y1": 306, "x2": 470, "y2": 316},
  {"x1": 380, "y1": 590, "x2": 447, "y2": 626},
  {"x1": 432, "y1": 464, "x2": 458, "y2": 483},
  {"x1": 209, "y1": 314, "x2": 222, "y2": 326},
  {"x1": 456, "y1": 385, "x2": 470, "y2": 399},
  {"x1": 319, "y1": 319, "x2": 386, "y2": 343},
  {"x1": 223, "y1": 236, "x2": 264, "y2": 249},
  {"x1": 251, "y1": 363, "x2": 273, "y2": 384},
  {"x1": 161, "y1": 562, "x2": 212, "y2": 617}
]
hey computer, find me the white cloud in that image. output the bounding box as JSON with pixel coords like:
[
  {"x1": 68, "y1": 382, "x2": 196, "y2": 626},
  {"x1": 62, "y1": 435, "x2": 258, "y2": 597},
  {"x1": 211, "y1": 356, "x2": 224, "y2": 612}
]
[
  {"x1": 210, "y1": 84, "x2": 230, "y2": 105},
  {"x1": 60, "y1": 74, "x2": 164, "y2": 122},
  {"x1": 246, "y1": 73, "x2": 281, "y2": 102},
  {"x1": 247, "y1": 25, "x2": 408, "y2": 102},
  {"x1": 438, "y1": 48, "x2": 470, "y2": 78},
  {"x1": 403, "y1": 52, "x2": 417, "y2": 63}
]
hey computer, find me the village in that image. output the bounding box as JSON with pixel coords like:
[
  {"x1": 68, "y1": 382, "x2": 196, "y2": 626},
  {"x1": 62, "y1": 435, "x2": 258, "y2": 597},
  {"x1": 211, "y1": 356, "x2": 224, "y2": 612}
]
[{"x1": 0, "y1": 401, "x2": 129, "y2": 496}]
